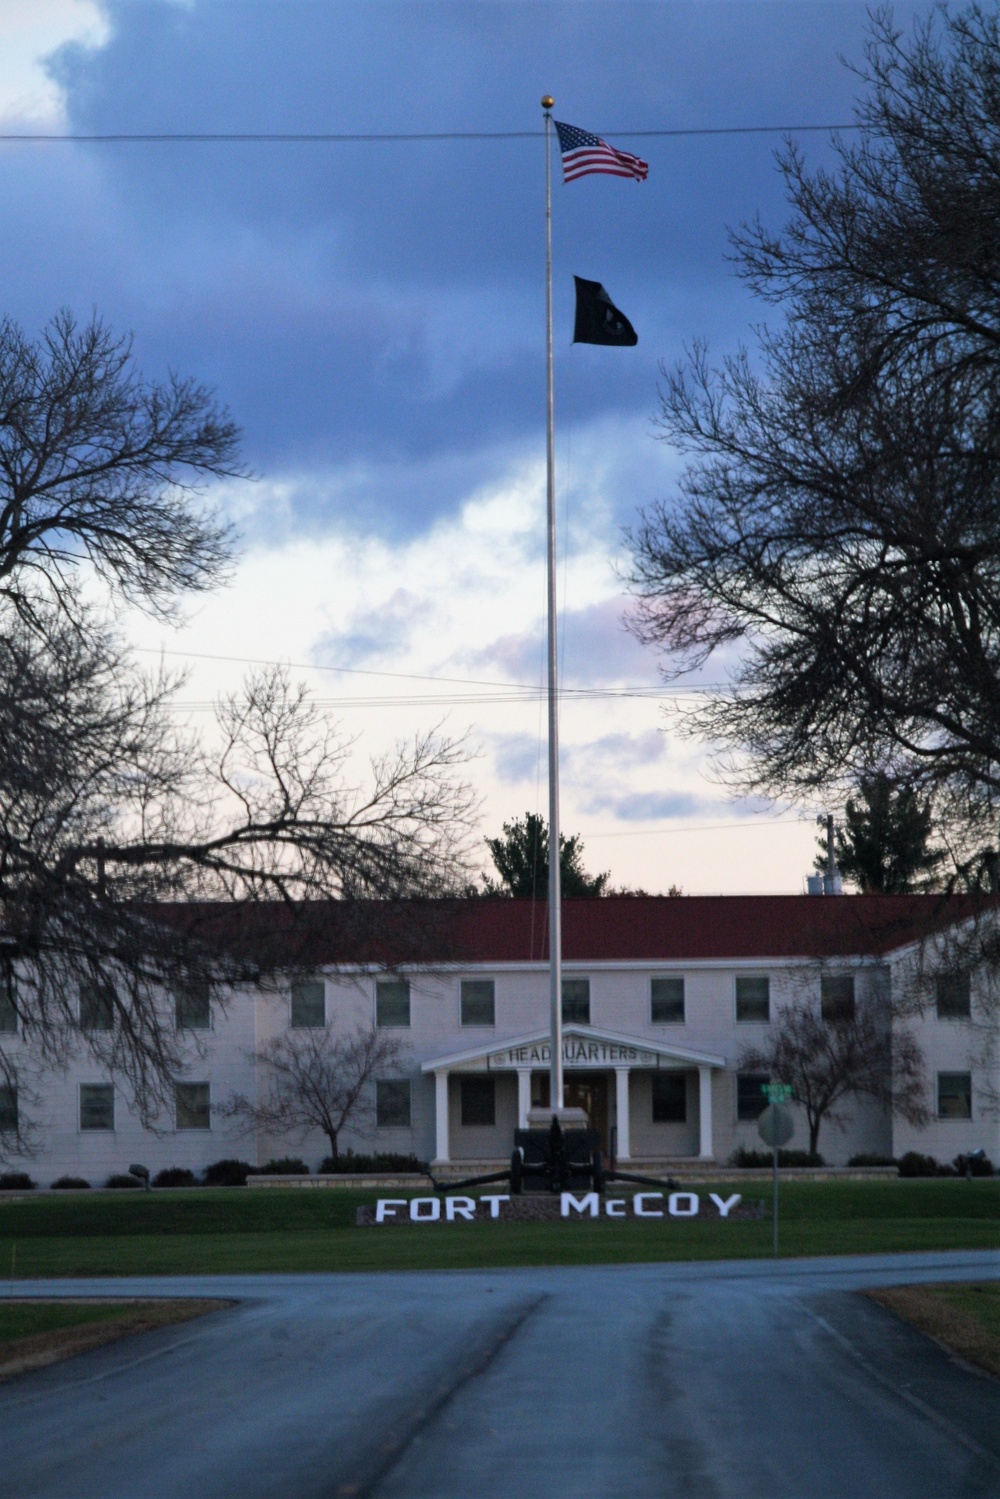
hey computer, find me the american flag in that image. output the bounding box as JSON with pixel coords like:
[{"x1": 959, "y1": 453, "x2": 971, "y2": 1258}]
[{"x1": 553, "y1": 120, "x2": 649, "y2": 184}]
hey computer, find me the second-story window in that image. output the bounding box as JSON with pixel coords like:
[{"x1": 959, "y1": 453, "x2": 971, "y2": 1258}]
[
  {"x1": 175, "y1": 979, "x2": 211, "y2": 1031},
  {"x1": 561, "y1": 978, "x2": 590, "y2": 1024},
  {"x1": 461, "y1": 979, "x2": 495, "y2": 1027},
  {"x1": 821, "y1": 974, "x2": 856, "y2": 1024},
  {"x1": 735, "y1": 976, "x2": 769, "y2": 1023},
  {"x1": 291, "y1": 979, "x2": 325, "y2": 1028},
  {"x1": 376, "y1": 979, "x2": 410, "y2": 1028},
  {"x1": 0, "y1": 967, "x2": 16, "y2": 1035},
  {"x1": 80, "y1": 981, "x2": 115, "y2": 1032},
  {"x1": 651, "y1": 977, "x2": 685, "y2": 1024},
  {"x1": 935, "y1": 971, "x2": 971, "y2": 1019}
]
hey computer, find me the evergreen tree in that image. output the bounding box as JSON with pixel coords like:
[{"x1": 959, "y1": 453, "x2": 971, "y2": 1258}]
[
  {"x1": 482, "y1": 812, "x2": 609, "y2": 898},
  {"x1": 817, "y1": 775, "x2": 943, "y2": 892}
]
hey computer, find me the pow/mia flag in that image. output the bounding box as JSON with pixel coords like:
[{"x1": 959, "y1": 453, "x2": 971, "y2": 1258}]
[{"x1": 572, "y1": 277, "x2": 638, "y2": 346}]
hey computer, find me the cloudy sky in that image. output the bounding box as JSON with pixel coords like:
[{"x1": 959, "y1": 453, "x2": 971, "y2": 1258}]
[{"x1": 0, "y1": 0, "x2": 927, "y2": 893}]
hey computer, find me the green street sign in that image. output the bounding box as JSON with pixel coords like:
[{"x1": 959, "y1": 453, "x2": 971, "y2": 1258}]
[{"x1": 762, "y1": 1083, "x2": 794, "y2": 1103}]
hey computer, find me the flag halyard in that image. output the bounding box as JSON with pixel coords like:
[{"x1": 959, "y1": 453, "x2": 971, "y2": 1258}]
[{"x1": 554, "y1": 120, "x2": 648, "y2": 183}]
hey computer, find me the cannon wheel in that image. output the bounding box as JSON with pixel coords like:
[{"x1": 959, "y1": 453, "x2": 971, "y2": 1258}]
[
  {"x1": 592, "y1": 1148, "x2": 605, "y2": 1193},
  {"x1": 510, "y1": 1148, "x2": 523, "y2": 1195}
]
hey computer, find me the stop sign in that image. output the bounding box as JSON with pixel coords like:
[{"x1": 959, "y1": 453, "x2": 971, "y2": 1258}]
[{"x1": 757, "y1": 1103, "x2": 794, "y2": 1148}]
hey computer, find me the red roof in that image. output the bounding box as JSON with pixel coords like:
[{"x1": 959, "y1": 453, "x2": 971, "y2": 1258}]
[
  {"x1": 173, "y1": 893, "x2": 977, "y2": 966},
  {"x1": 437, "y1": 894, "x2": 972, "y2": 964}
]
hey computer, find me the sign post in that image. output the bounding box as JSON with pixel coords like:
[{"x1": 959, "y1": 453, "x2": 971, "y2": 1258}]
[{"x1": 758, "y1": 1084, "x2": 794, "y2": 1256}]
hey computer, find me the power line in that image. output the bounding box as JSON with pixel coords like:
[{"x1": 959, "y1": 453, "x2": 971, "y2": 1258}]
[
  {"x1": 0, "y1": 123, "x2": 859, "y2": 145},
  {"x1": 132, "y1": 643, "x2": 732, "y2": 698},
  {"x1": 134, "y1": 643, "x2": 547, "y2": 692},
  {"x1": 163, "y1": 688, "x2": 719, "y2": 712},
  {"x1": 582, "y1": 818, "x2": 809, "y2": 838}
]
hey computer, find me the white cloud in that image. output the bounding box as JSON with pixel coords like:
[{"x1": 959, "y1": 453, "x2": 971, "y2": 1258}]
[
  {"x1": 0, "y1": 2, "x2": 108, "y2": 126},
  {"x1": 126, "y1": 431, "x2": 818, "y2": 894}
]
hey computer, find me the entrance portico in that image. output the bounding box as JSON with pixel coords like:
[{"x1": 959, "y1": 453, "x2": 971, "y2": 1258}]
[{"x1": 422, "y1": 1025, "x2": 726, "y2": 1167}]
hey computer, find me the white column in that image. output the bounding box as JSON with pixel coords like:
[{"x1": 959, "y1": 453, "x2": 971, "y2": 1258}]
[
  {"x1": 698, "y1": 1066, "x2": 714, "y2": 1160},
  {"x1": 615, "y1": 1067, "x2": 631, "y2": 1161},
  {"x1": 517, "y1": 1069, "x2": 532, "y2": 1129},
  {"x1": 434, "y1": 1070, "x2": 450, "y2": 1165}
]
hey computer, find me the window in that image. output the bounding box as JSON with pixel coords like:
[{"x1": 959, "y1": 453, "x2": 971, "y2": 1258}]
[
  {"x1": 821, "y1": 974, "x2": 856, "y2": 1023},
  {"x1": 937, "y1": 1072, "x2": 972, "y2": 1120},
  {"x1": 936, "y1": 972, "x2": 971, "y2": 1020},
  {"x1": 376, "y1": 1078, "x2": 411, "y2": 1128},
  {"x1": 0, "y1": 968, "x2": 16, "y2": 1034},
  {"x1": 80, "y1": 1084, "x2": 114, "y2": 1131},
  {"x1": 651, "y1": 977, "x2": 685, "y2": 1024},
  {"x1": 561, "y1": 978, "x2": 590, "y2": 1025},
  {"x1": 175, "y1": 979, "x2": 211, "y2": 1031},
  {"x1": 80, "y1": 982, "x2": 115, "y2": 1032},
  {"x1": 460, "y1": 979, "x2": 495, "y2": 1027},
  {"x1": 0, "y1": 1085, "x2": 17, "y2": 1133},
  {"x1": 651, "y1": 1072, "x2": 687, "y2": 1123},
  {"x1": 376, "y1": 980, "x2": 410, "y2": 1028},
  {"x1": 460, "y1": 1076, "x2": 496, "y2": 1126},
  {"x1": 176, "y1": 1082, "x2": 211, "y2": 1130},
  {"x1": 736, "y1": 1072, "x2": 769, "y2": 1121},
  {"x1": 736, "y1": 976, "x2": 770, "y2": 1023},
  {"x1": 291, "y1": 979, "x2": 325, "y2": 1028}
]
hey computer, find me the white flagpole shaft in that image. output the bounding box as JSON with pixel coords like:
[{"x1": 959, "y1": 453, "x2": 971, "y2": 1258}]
[{"x1": 543, "y1": 103, "x2": 563, "y2": 1114}]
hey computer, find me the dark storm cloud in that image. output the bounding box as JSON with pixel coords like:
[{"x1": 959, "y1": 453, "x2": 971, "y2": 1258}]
[{"x1": 0, "y1": 1, "x2": 924, "y2": 538}]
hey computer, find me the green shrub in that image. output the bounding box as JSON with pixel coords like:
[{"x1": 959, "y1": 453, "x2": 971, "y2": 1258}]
[
  {"x1": 848, "y1": 1154, "x2": 897, "y2": 1167},
  {"x1": 897, "y1": 1151, "x2": 939, "y2": 1177},
  {"x1": 50, "y1": 1175, "x2": 90, "y2": 1190},
  {"x1": 319, "y1": 1151, "x2": 426, "y2": 1174},
  {"x1": 202, "y1": 1159, "x2": 256, "y2": 1187},
  {"x1": 730, "y1": 1148, "x2": 825, "y2": 1168},
  {"x1": 153, "y1": 1167, "x2": 198, "y2": 1188},
  {"x1": 954, "y1": 1153, "x2": 994, "y2": 1177},
  {"x1": 105, "y1": 1173, "x2": 143, "y2": 1189},
  {"x1": 258, "y1": 1157, "x2": 309, "y2": 1175},
  {"x1": 0, "y1": 1171, "x2": 35, "y2": 1190}
]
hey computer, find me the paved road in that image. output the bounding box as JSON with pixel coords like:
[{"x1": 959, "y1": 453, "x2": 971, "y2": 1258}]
[{"x1": 2, "y1": 1251, "x2": 999, "y2": 1498}]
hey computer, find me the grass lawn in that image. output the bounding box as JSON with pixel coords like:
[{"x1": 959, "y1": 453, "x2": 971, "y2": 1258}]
[
  {"x1": 868, "y1": 1282, "x2": 1000, "y2": 1379},
  {"x1": 0, "y1": 1299, "x2": 227, "y2": 1379},
  {"x1": 0, "y1": 1179, "x2": 995, "y2": 1276}
]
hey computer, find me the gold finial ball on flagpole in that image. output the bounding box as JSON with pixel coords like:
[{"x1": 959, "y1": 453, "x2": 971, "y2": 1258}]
[{"x1": 541, "y1": 96, "x2": 554, "y2": 110}]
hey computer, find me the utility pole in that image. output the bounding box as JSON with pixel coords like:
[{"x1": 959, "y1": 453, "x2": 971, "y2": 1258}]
[{"x1": 816, "y1": 812, "x2": 840, "y2": 895}]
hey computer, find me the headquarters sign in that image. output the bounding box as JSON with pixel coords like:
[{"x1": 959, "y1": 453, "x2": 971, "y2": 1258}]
[{"x1": 487, "y1": 1039, "x2": 663, "y2": 1070}]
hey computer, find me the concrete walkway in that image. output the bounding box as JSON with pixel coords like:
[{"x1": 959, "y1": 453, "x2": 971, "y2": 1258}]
[{"x1": 2, "y1": 1250, "x2": 998, "y2": 1498}]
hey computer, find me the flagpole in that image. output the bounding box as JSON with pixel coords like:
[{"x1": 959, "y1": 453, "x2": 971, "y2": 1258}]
[{"x1": 542, "y1": 96, "x2": 563, "y2": 1117}]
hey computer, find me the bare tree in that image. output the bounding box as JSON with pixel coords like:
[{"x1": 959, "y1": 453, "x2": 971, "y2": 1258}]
[
  {"x1": 220, "y1": 1025, "x2": 406, "y2": 1165},
  {"x1": 628, "y1": 6, "x2": 1000, "y2": 865},
  {"x1": 0, "y1": 604, "x2": 475, "y2": 1134},
  {"x1": 0, "y1": 312, "x2": 476, "y2": 1155},
  {"x1": 0, "y1": 310, "x2": 241, "y2": 629},
  {"x1": 739, "y1": 994, "x2": 930, "y2": 1156}
]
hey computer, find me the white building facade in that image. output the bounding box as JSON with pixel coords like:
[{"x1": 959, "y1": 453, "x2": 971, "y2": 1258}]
[{"x1": 2, "y1": 896, "x2": 996, "y2": 1184}]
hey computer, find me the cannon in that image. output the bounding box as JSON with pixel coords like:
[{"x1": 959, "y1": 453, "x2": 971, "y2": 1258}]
[
  {"x1": 429, "y1": 1114, "x2": 677, "y2": 1196},
  {"x1": 510, "y1": 1115, "x2": 605, "y2": 1195}
]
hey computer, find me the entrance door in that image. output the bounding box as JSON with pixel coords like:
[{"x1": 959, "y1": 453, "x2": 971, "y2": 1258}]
[{"x1": 532, "y1": 1071, "x2": 609, "y2": 1151}]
